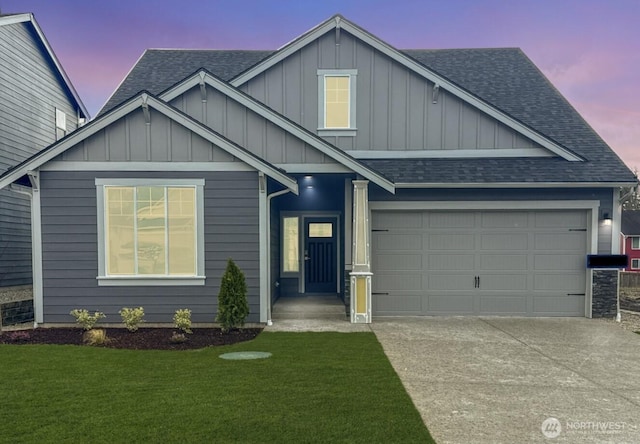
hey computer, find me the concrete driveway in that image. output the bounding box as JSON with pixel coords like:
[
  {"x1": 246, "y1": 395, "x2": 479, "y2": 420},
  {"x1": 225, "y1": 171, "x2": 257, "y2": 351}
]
[{"x1": 371, "y1": 318, "x2": 640, "y2": 443}]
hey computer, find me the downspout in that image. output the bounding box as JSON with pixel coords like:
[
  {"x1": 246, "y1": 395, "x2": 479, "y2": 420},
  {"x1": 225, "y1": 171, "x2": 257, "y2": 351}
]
[{"x1": 266, "y1": 188, "x2": 292, "y2": 325}]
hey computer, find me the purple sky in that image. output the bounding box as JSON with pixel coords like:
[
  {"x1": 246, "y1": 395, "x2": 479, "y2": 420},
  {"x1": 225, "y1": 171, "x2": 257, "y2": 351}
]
[{"x1": 4, "y1": 0, "x2": 639, "y2": 171}]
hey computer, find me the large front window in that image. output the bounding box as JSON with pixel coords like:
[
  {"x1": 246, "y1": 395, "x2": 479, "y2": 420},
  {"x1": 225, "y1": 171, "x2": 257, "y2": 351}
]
[{"x1": 96, "y1": 179, "x2": 205, "y2": 285}]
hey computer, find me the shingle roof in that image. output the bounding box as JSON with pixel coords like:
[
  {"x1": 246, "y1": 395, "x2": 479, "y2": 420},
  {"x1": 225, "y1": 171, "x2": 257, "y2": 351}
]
[
  {"x1": 100, "y1": 45, "x2": 635, "y2": 184},
  {"x1": 101, "y1": 50, "x2": 273, "y2": 115},
  {"x1": 622, "y1": 211, "x2": 640, "y2": 235}
]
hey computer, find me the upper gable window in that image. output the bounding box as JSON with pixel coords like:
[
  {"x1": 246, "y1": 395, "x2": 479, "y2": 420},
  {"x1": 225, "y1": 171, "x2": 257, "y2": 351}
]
[
  {"x1": 318, "y1": 69, "x2": 357, "y2": 136},
  {"x1": 55, "y1": 108, "x2": 67, "y2": 140}
]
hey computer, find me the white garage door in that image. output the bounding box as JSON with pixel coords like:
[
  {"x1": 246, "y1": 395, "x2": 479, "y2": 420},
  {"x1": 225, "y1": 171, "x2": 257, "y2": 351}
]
[{"x1": 371, "y1": 210, "x2": 588, "y2": 316}]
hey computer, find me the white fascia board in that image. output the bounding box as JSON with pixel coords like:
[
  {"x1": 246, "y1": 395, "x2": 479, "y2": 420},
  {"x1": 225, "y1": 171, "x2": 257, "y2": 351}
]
[
  {"x1": 160, "y1": 72, "x2": 394, "y2": 193},
  {"x1": 3, "y1": 13, "x2": 90, "y2": 118},
  {"x1": 395, "y1": 182, "x2": 637, "y2": 189},
  {"x1": 350, "y1": 148, "x2": 553, "y2": 159},
  {"x1": 41, "y1": 161, "x2": 254, "y2": 172},
  {"x1": 143, "y1": 95, "x2": 298, "y2": 194},
  {"x1": 226, "y1": 14, "x2": 580, "y2": 163},
  {"x1": 370, "y1": 200, "x2": 600, "y2": 211}
]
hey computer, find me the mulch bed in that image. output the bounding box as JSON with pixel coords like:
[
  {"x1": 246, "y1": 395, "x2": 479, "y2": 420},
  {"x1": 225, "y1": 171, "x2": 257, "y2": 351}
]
[{"x1": 0, "y1": 327, "x2": 262, "y2": 350}]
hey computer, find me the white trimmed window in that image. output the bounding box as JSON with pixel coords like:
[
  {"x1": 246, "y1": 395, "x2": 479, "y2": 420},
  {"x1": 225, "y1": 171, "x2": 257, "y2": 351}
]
[
  {"x1": 318, "y1": 69, "x2": 357, "y2": 136},
  {"x1": 96, "y1": 179, "x2": 205, "y2": 286},
  {"x1": 632, "y1": 237, "x2": 640, "y2": 250},
  {"x1": 632, "y1": 259, "x2": 640, "y2": 270},
  {"x1": 282, "y1": 216, "x2": 299, "y2": 273},
  {"x1": 55, "y1": 108, "x2": 67, "y2": 140}
]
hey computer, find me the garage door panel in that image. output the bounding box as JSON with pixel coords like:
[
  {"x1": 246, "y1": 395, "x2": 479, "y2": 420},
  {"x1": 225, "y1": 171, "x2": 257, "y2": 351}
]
[
  {"x1": 535, "y1": 233, "x2": 585, "y2": 251},
  {"x1": 372, "y1": 212, "x2": 422, "y2": 229},
  {"x1": 429, "y1": 254, "x2": 474, "y2": 270},
  {"x1": 373, "y1": 273, "x2": 422, "y2": 292},
  {"x1": 481, "y1": 233, "x2": 528, "y2": 250},
  {"x1": 374, "y1": 293, "x2": 422, "y2": 313},
  {"x1": 534, "y1": 211, "x2": 586, "y2": 228},
  {"x1": 533, "y1": 295, "x2": 584, "y2": 316},
  {"x1": 429, "y1": 233, "x2": 474, "y2": 250},
  {"x1": 376, "y1": 233, "x2": 422, "y2": 251},
  {"x1": 375, "y1": 254, "x2": 423, "y2": 271},
  {"x1": 479, "y1": 254, "x2": 527, "y2": 271},
  {"x1": 480, "y1": 274, "x2": 528, "y2": 291},
  {"x1": 481, "y1": 212, "x2": 529, "y2": 228},
  {"x1": 533, "y1": 273, "x2": 585, "y2": 291},
  {"x1": 480, "y1": 295, "x2": 527, "y2": 314},
  {"x1": 429, "y1": 212, "x2": 475, "y2": 228},
  {"x1": 429, "y1": 274, "x2": 475, "y2": 291},
  {"x1": 534, "y1": 254, "x2": 584, "y2": 271}
]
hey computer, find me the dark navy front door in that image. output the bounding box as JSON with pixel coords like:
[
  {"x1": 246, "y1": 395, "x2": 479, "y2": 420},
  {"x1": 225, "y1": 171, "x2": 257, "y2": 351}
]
[{"x1": 304, "y1": 217, "x2": 337, "y2": 293}]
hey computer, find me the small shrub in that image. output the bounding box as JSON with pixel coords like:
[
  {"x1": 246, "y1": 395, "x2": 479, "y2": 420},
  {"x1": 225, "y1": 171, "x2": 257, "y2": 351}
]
[
  {"x1": 70, "y1": 309, "x2": 105, "y2": 330},
  {"x1": 82, "y1": 328, "x2": 110, "y2": 346},
  {"x1": 169, "y1": 332, "x2": 187, "y2": 343},
  {"x1": 216, "y1": 258, "x2": 249, "y2": 332},
  {"x1": 119, "y1": 307, "x2": 145, "y2": 332},
  {"x1": 173, "y1": 309, "x2": 193, "y2": 334}
]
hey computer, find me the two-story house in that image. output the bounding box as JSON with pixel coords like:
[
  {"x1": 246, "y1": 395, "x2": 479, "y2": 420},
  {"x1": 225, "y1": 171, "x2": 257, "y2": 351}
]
[
  {"x1": 0, "y1": 13, "x2": 88, "y2": 322},
  {"x1": 0, "y1": 15, "x2": 634, "y2": 326}
]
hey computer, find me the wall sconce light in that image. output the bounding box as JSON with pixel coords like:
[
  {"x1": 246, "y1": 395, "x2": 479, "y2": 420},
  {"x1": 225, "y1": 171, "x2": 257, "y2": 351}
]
[{"x1": 602, "y1": 212, "x2": 612, "y2": 226}]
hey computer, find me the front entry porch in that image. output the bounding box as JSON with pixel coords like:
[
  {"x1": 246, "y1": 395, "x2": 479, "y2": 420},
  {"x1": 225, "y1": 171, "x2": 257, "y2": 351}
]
[{"x1": 271, "y1": 295, "x2": 347, "y2": 321}]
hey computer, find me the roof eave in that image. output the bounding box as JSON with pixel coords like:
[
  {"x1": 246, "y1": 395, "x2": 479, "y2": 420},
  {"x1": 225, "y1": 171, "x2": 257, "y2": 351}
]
[{"x1": 395, "y1": 181, "x2": 638, "y2": 189}]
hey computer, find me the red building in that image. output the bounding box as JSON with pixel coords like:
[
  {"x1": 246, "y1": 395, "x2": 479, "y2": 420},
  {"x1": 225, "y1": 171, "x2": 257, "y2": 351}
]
[{"x1": 621, "y1": 211, "x2": 640, "y2": 271}]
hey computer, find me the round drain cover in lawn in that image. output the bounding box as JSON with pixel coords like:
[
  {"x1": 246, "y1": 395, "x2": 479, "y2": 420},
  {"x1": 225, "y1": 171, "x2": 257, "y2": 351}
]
[{"x1": 219, "y1": 351, "x2": 272, "y2": 360}]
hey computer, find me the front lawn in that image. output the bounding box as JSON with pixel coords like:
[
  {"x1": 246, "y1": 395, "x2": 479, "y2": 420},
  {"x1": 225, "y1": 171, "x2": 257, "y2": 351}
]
[{"x1": 0, "y1": 332, "x2": 434, "y2": 443}]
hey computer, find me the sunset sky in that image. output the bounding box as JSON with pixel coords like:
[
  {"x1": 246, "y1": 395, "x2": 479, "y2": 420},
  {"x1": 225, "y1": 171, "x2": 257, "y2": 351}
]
[{"x1": 3, "y1": 0, "x2": 639, "y2": 170}]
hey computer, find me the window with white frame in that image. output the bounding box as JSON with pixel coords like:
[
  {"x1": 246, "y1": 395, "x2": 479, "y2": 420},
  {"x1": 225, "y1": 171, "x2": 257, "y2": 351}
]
[
  {"x1": 96, "y1": 179, "x2": 205, "y2": 285},
  {"x1": 632, "y1": 259, "x2": 640, "y2": 269},
  {"x1": 55, "y1": 108, "x2": 67, "y2": 140},
  {"x1": 632, "y1": 237, "x2": 640, "y2": 249},
  {"x1": 282, "y1": 216, "x2": 299, "y2": 273},
  {"x1": 318, "y1": 69, "x2": 357, "y2": 135}
]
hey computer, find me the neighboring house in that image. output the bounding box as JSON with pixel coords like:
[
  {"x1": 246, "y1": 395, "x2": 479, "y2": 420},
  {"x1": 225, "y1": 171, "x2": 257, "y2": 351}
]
[
  {"x1": 0, "y1": 13, "x2": 88, "y2": 292},
  {"x1": 0, "y1": 15, "x2": 635, "y2": 326},
  {"x1": 621, "y1": 211, "x2": 640, "y2": 271}
]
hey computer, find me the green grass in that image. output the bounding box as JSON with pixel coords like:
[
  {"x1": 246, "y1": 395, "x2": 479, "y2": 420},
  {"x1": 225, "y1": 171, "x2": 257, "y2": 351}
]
[{"x1": 0, "y1": 332, "x2": 434, "y2": 443}]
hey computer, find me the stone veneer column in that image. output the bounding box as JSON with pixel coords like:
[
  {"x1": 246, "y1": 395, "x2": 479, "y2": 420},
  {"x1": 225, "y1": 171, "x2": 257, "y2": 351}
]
[
  {"x1": 350, "y1": 180, "x2": 371, "y2": 323},
  {"x1": 592, "y1": 269, "x2": 619, "y2": 318}
]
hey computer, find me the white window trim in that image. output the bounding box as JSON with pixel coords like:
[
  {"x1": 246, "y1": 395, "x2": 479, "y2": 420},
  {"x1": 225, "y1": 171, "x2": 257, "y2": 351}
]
[
  {"x1": 632, "y1": 259, "x2": 640, "y2": 269},
  {"x1": 95, "y1": 178, "x2": 206, "y2": 286},
  {"x1": 632, "y1": 237, "x2": 640, "y2": 250},
  {"x1": 280, "y1": 213, "x2": 301, "y2": 276},
  {"x1": 317, "y1": 69, "x2": 357, "y2": 136}
]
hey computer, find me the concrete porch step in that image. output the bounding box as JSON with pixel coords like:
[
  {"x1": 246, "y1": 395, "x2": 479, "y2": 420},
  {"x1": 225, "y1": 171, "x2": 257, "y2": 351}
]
[{"x1": 271, "y1": 296, "x2": 347, "y2": 321}]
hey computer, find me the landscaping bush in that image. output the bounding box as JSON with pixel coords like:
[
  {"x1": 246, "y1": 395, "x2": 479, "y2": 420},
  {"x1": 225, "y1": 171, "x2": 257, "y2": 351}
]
[
  {"x1": 69, "y1": 309, "x2": 105, "y2": 330},
  {"x1": 173, "y1": 309, "x2": 192, "y2": 334},
  {"x1": 216, "y1": 259, "x2": 249, "y2": 332},
  {"x1": 119, "y1": 307, "x2": 145, "y2": 332}
]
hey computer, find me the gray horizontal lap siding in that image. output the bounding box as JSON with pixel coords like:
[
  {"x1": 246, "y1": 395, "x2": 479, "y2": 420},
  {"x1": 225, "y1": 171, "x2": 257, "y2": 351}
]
[
  {"x1": 1, "y1": 22, "x2": 80, "y2": 287},
  {"x1": 40, "y1": 170, "x2": 261, "y2": 324}
]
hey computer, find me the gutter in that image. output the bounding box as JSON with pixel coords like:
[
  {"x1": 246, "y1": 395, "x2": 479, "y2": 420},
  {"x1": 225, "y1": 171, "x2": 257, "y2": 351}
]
[{"x1": 266, "y1": 188, "x2": 293, "y2": 325}]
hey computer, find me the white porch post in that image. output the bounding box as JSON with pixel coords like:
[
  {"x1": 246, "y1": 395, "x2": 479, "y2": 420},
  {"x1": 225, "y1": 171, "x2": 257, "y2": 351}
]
[
  {"x1": 29, "y1": 171, "x2": 43, "y2": 325},
  {"x1": 350, "y1": 180, "x2": 371, "y2": 323},
  {"x1": 258, "y1": 173, "x2": 268, "y2": 323}
]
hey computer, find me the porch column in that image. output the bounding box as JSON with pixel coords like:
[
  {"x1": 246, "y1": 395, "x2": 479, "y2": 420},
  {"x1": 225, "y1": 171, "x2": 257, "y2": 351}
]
[{"x1": 350, "y1": 180, "x2": 371, "y2": 323}]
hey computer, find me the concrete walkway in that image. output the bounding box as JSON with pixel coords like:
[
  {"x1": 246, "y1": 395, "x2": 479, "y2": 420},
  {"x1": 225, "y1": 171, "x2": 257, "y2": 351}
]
[{"x1": 371, "y1": 317, "x2": 640, "y2": 444}]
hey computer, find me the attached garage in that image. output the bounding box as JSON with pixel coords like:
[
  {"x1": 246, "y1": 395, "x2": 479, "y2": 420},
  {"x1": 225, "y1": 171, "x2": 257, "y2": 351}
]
[{"x1": 371, "y1": 209, "x2": 589, "y2": 317}]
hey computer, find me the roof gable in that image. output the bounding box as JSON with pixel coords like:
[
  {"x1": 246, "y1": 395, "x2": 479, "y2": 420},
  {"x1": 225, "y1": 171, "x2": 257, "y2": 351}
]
[
  {"x1": 0, "y1": 93, "x2": 297, "y2": 193},
  {"x1": 160, "y1": 70, "x2": 395, "y2": 192},
  {"x1": 229, "y1": 15, "x2": 581, "y2": 162},
  {"x1": 0, "y1": 13, "x2": 88, "y2": 119}
]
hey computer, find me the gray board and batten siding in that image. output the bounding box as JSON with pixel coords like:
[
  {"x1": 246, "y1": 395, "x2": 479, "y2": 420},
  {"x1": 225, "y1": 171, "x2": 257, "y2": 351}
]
[
  {"x1": 40, "y1": 170, "x2": 261, "y2": 324},
  {"x1": 0, "y1": 21, "x2": 80, "y2": 287},
  {"x1": 168, "y1": 84, "x2": 338, "y2": 166},
  {"x1": 239, "y1": 30, "x2": 543, "y2": 154}
]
